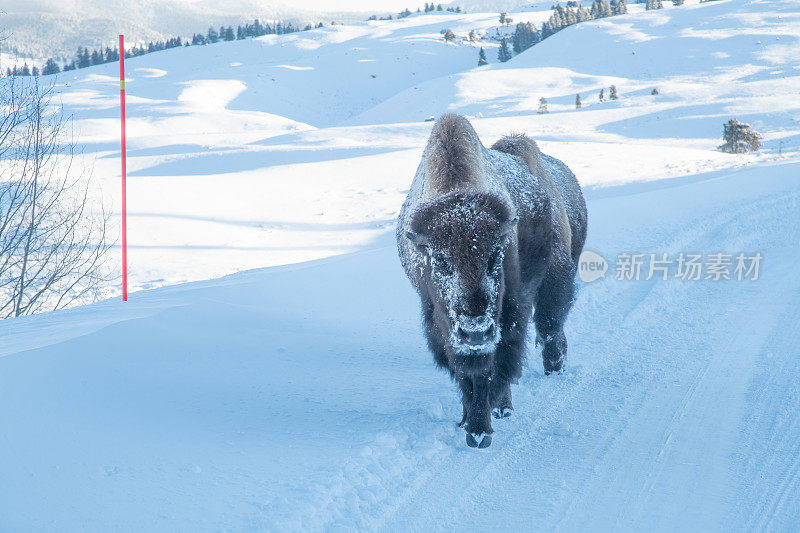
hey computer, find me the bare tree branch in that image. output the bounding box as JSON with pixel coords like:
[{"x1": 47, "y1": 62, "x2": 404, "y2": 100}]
[{"x1": 0, "y1": 77, "x2": 113, "y2": 318}]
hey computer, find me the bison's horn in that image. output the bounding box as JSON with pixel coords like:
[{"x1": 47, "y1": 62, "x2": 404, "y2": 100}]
[
  {"x1": 406, "y1": 231, "x2": 430, "y2": 247},
  {"x1": 500, "y1": 216, "x2": 519, "y2": 236}
]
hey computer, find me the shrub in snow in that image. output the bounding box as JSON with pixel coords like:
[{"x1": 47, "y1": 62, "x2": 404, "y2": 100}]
[
  {"x1": 468, "y1": 30, "x2": 479, "y2": 42},
  {"x1": 718, "y1": 119, "x2": 762, "y2": 153},
  {"x1": 442, "y1": 29, "x2": 456, "y2": 42},
  {"x1": 609, "y1": 85, "x2": 618, "y2": 100},
  {"x1": 538, "y1": 97, "x2": 548, "y2": 114},
  {"x1": 651, "y1": 88, "x2": 659, "y2": 95},
  {"x1": 598, "y1": 88, "x2": 605, "y2": 102},
  {"x1": 575, "y1": 94, "x2": 582, "y2": 108}
]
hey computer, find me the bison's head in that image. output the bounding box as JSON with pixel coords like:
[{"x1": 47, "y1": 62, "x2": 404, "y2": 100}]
[{"x1": 407, "y1": 192, "x2": 517, "y2": 362}]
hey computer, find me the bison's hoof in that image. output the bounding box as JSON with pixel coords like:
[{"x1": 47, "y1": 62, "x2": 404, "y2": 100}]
[
  {"x1": 466, "y1": 432, "x2": 492, "y2": 448},
  {"x1": 492, "y1": 407, "x2": 513, "y2": 419}
]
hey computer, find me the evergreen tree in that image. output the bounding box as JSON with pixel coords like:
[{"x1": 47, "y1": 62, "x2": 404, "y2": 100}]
[
  {"x1": 497, "y1": 38, "x2": 512, "y2": 62},
  {"x1": 468, "y1": 29, "x2": 479, "y2": 41},
  {"x1": 718, "y1": 119, "x2": 762, "y2": 153},
  {"x1": 42, "y1": 58, "x2": 61, "y2": 75},
  {"x1": 540, "y1": 21, "x2": 553, "y2": 39},
  {"x1": 105, "y1": 46, "x2": 119, "y2": 62},
  {"x1": 499, "y1": 12, "x2": 507, "y2": 24},
  {"x1": 76, "y1": 47, "x2": 91, "y2": 68},
  {"x1": 598, "y1": 88, "x2": 605, "y2": 102},
  {"x1": 616, "y1": 0, "x2": 629, "y2": 13},
  {"x1": 590, "y1": 0, "x2": 613, "y2": 18},
  {"x1": 577, "y1": 5, "x2": 591, "y2": 21},
  {"x1": 207, "y1": 27, "x2": 219, "y2": 43},
  {"x1": 478, "y1": 47, "x2": 488, "y2": 65},
  {"x1": 21, "y1": 63, "x2": 31, "y2": 76},
  {"x1": 609, "y1": 85, "x2": 618, "y2": 100},
  {"x1": 442, "y1": 29, "x2": 456, "y2": 42},
  {"x1": 32, "y1": 66, "x2": 40, "y2": 76},
  {"x1": 513, "y1": 22, "x2": 538, "y2": 54},
  {"x1": 561, "y1": 5, "x2": 578, "y2": 25},
  {"x1": 651, "y1": 88, "x2": 659, "y2": 95},
  {"x1": 224, "y1": 26, "x2": 235, "y2": 41},
  {"x1": 91, "y1": 50, "x2": 102, "y2": 65},
  {"x1": 575, "y1": 93, "x2": 582, "y2": 108},
  {"x1": 672, "y1": 0, "x2": 685, "y2": 5},
  {"x1": 646, "y1": 0, "x2": 663, "y2": 9},
  {"x1": 538, "y1": 97, "x2": 548, "y2": 114}
]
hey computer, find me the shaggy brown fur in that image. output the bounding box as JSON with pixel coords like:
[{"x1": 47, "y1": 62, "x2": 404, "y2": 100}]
[
  {"x1": 421, "y1": 113, "x2": 486, "y2": 196},
  {"x1": 397, "y1": 114, "x2": 587, "y2": 448}
]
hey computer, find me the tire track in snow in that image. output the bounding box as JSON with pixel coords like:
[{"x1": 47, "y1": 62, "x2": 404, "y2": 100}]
[
  {"x1": 288, "y1": 174, "x2": 800, "y2": 531},
  {"x1": 731, "y1": 283, "x2": 800, "y2": 531},
  {"x1": 607, "y1": 194, "x2": 800, "y2": 530},
  {"x1": 379, "y1": 183, "x2": 800, "y2": 530}
]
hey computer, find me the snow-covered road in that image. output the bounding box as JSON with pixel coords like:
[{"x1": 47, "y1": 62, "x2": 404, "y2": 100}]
[
  {"x1": 2, "y1": 0, "x2": 800, "y2": 529},
  {"x1": 2, "y1": 160, "x2": 798, "y2": 530}
]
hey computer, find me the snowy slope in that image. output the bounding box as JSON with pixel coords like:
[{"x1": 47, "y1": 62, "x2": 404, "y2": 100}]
[
  {"x1": 2, "y1": 0, "x2": 800, "y2": 530},
  {"x1": 0, "y1": 0, "x2": 423, "y2": 59},
  {"x1": 45, "y1": 0, "x2": 795, "y2": 291},
  {"x1": 2, "y1": 160, "x2": 799, "y2": 531}
]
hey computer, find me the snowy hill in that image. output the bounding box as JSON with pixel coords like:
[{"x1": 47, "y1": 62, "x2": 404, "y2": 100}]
[
  {"x1": 2, "y1": 0, "x2": 800, "y2": 529},
  {"x1": 0, "y1": 0, "x2": 422, "y2": 59}
]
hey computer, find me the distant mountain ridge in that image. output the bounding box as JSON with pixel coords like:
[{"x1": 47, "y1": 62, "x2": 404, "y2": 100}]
[{"x1": 0, "y1": 0, "x2": 442, "y2": 59}]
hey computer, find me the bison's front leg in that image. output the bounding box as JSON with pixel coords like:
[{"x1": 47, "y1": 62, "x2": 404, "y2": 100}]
[
  {"x1": 462, "y1": 374, "x2": 493, "y2": 448},
  {"x1": 534, "y1": 265, "x2": 576, "y2": 374},
  {"x1": 457, "y1": 376, "x2": 472, "y2": 428},
  {"x1": 490, "y1": 379, "x2": 513, "y2": 419}
]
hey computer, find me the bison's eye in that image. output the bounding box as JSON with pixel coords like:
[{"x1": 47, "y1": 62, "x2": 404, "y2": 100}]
[
  {"x1": 487, "y1": 247, "x2": 503, "y2": 273},
  {"x1": 432, "y1": 254, "x2": 453, "y2": 276}
]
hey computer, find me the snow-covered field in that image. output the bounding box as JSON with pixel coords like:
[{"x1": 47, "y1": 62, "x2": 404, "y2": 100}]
[
  {"x1": 0, "y1": 0, "x2": 429, "y2": 60},
  {"x1": 2, "y1": 0, "x2": 800, "y2": 529}
]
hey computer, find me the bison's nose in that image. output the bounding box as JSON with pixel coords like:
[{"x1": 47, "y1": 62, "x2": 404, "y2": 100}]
[{"x1": 456, "y1": 317, "x2": 496, "y2": 347}]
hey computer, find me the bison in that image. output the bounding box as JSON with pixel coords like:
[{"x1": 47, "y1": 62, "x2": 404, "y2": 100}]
[{"x1": 397, "y1": 114, "x2": 587, "y2": 448}]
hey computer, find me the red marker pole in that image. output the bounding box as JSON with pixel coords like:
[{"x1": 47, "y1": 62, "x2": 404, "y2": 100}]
[{"x1": 119, "y1": 34, "x2": 128, "y2": 301}]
